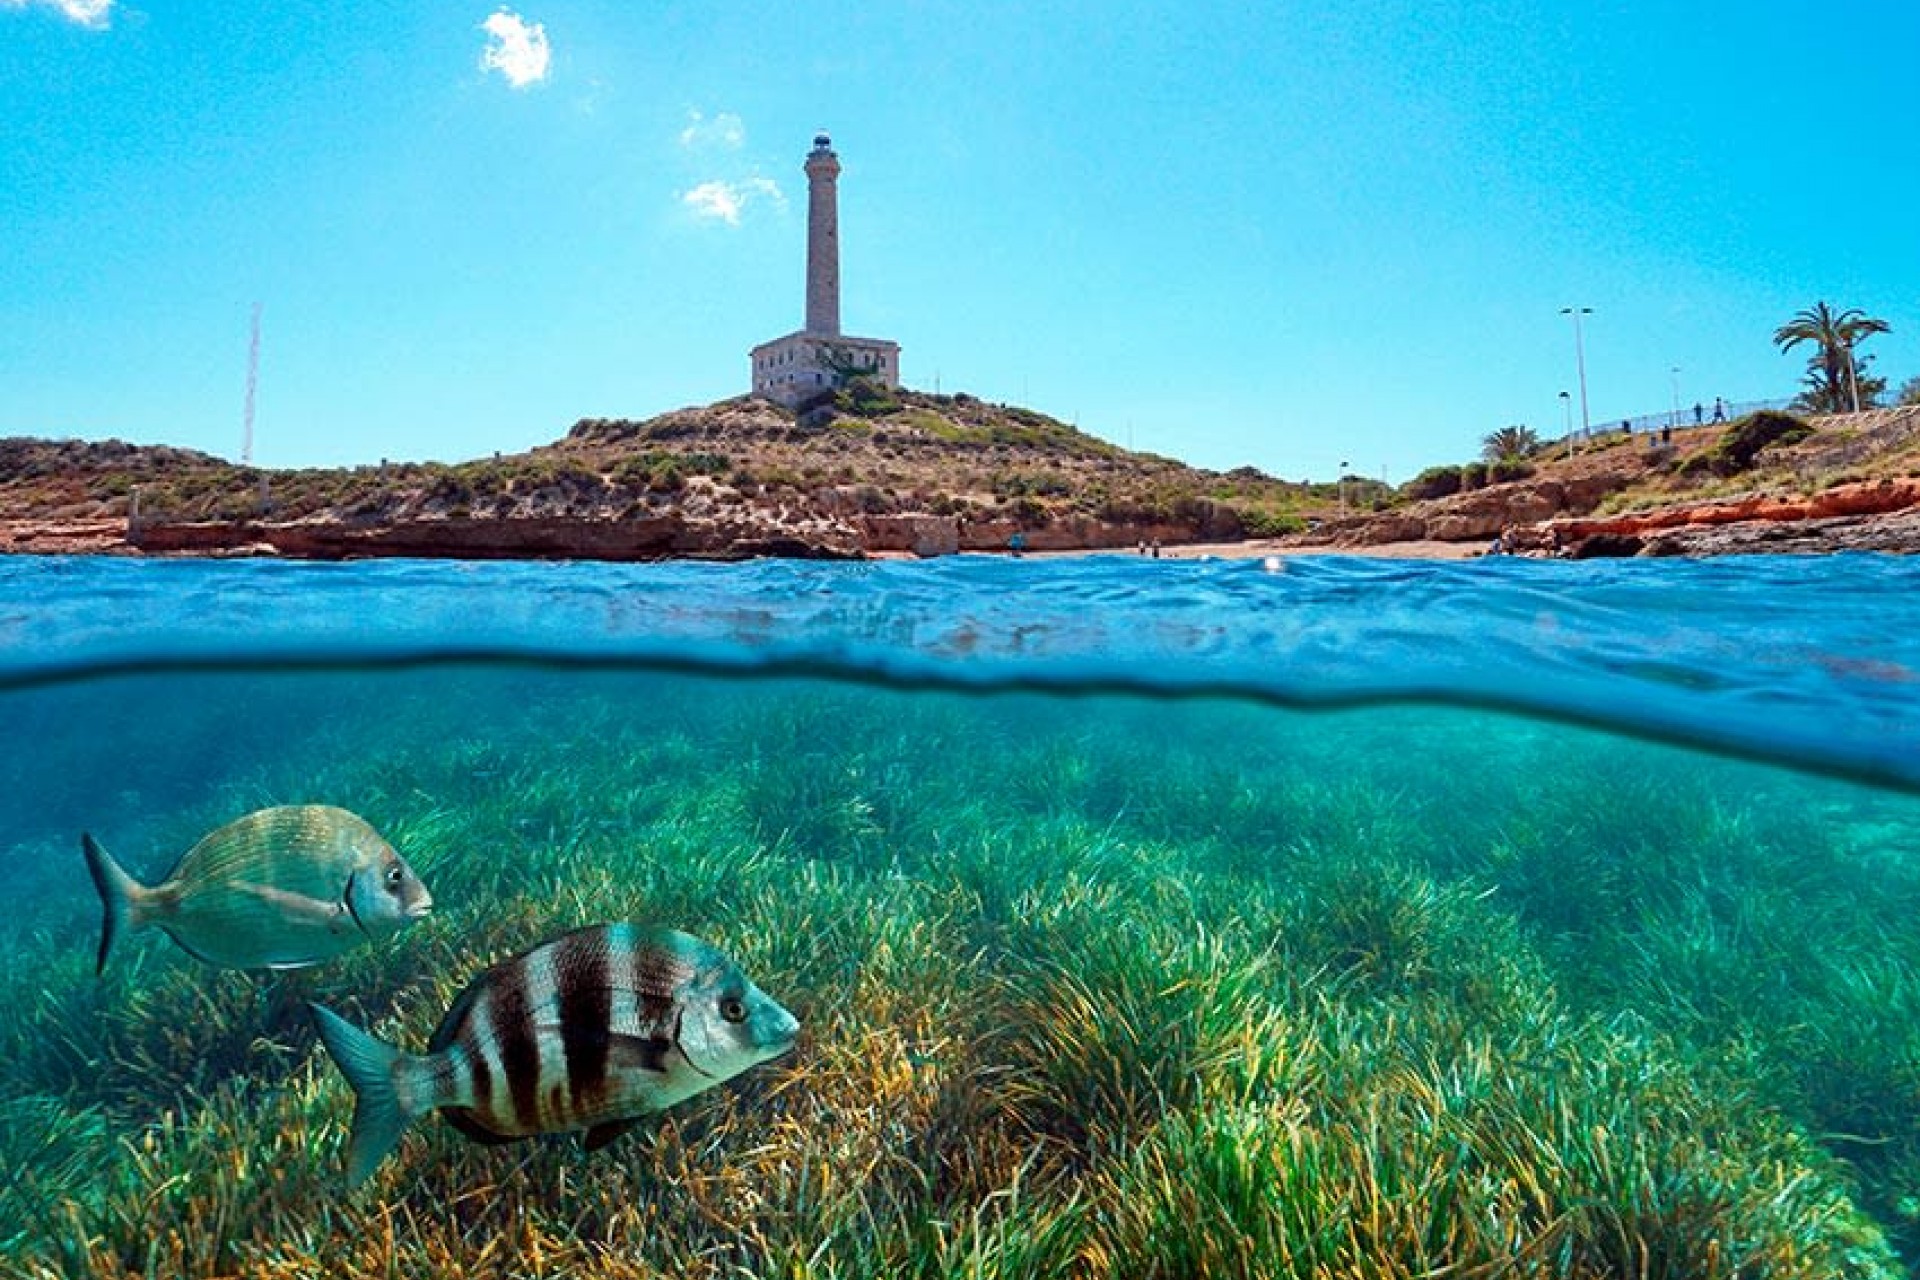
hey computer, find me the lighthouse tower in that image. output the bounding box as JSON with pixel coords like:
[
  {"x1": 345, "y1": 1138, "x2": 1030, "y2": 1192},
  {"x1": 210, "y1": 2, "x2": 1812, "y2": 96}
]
[
  {"x1": 750, "y1": 134, "x2": 900, "y2": 406},
  {"x1": 804, "y1": 135, "x2": 840, "y2": 336}
]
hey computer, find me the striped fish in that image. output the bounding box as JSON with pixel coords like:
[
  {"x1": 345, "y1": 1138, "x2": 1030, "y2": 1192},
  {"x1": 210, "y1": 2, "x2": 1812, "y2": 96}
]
[
  {"x1": 82, "y1": 805, "x2": 432, "y2": 973},
  {"x1": 309, "y1": 923, "x2": 800, "y2": 1185}
]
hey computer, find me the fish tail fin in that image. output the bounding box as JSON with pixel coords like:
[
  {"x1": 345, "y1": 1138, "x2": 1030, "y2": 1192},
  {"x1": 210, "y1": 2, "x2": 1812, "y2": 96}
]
[
  {"x1": 81, "y1": 833, "x2": 148, "y2": 976},
  {"x1": 309, "y1": 1003, "x2": 428, "y2": 1187}
]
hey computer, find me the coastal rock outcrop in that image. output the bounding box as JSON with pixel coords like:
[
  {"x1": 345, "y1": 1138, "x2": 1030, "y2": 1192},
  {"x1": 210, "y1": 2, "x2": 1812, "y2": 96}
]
[
  {"x1": 128, "y1": 515, "x2": 865, "y2": 562},
  {"x1": 1302, "y1": 470, "x2": 1642, "y2": 547},
  {"x1": 1534, "y1": 478, "x2": 1920, "y2": 558},
  {"x1": 116, "y1": 509, "x2": 1218, "y2": 562}
]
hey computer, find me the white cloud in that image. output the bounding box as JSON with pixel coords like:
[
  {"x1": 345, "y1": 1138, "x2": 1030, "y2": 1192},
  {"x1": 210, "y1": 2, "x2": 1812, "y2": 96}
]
[
  {"x1": 1, "y1": 0, "x2": 114, "y2": 29},
  {"x1": 681, "y1": 177, "x2": 784, "y2": 226},
  {"x1": 479, "y1": 8, "x2": 550, "y2": 89},
  {"x1": 682, "y1": 181, "x2": 744, "y2": 225},
  {"x1": 679, "y1": 110, "x2": 745, "y2": 151}
]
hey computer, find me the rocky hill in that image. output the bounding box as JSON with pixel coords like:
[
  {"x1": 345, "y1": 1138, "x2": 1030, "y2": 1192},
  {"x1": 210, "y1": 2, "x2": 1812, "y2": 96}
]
[
  {"x1": 0, "y1": 389, "x2": 1315, "y2": 559},
  {"x1": 6, "y1": 390, "x2": 1918, "y2": 560}
]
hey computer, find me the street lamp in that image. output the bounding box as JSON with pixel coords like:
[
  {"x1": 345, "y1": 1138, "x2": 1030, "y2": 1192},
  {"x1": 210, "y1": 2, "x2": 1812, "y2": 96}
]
[
  {"x1": 1559, "y1": 390, "x2": 1573, "y2": 459},
  {"x1": 1339, "y1": 459, "x2": 1350, "y2": 512},
  {"x1": 1669, "y1": 367, "x2": 1681, "y2": 430},
  {"x1": 1560, "y1": 306, "x2": 1593, "y2": 441}
]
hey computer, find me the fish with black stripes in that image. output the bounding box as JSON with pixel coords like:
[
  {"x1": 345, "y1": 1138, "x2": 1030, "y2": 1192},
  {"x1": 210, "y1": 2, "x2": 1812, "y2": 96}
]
[
  {"x1": 308, "y1": 923, "x2": 801, "y2": 1185},
  {"x1": 82, "y1": 804, "x2": 433, "y2": 973}
]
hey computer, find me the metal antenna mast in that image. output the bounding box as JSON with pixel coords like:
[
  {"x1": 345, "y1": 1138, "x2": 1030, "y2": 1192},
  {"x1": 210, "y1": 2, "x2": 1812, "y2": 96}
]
[{"x1": 242, "y1": 302, "x2": 261, "y2": 465}]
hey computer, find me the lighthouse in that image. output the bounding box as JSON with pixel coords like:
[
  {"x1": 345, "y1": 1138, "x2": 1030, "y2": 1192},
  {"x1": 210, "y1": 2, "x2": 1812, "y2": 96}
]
[
  {"x1": 750, "y1": 133, "x2": 900, "y2": 406},
  {"x1": 804, "y1": 135, "x2": 840, "y2": 336}
]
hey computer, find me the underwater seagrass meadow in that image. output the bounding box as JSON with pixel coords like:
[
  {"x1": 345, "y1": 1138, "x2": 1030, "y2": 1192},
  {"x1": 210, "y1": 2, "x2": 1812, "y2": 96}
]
[{"x1": 6, "y1": 557, "x2": 1920, "y2": 1278}]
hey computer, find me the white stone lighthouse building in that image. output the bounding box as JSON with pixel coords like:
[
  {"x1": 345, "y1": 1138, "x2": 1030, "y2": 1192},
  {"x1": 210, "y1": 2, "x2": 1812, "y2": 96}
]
[{"x1": 750, "y1": 134, "x2": 900, "y2": 406}]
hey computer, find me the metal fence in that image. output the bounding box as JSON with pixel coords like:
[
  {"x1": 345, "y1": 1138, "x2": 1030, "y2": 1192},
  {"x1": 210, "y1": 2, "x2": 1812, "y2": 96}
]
[{"x1": 1557, "y1": 396, "x2": 1799, "y2": 446}]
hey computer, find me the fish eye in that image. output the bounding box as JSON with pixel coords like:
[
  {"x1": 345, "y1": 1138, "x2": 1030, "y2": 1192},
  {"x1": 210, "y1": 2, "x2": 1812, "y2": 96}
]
[
  {"x1": 385, "y1": 864, "x2": 406, "y2": 888},
  {"x1": 719, "y1": 996, "x2": 747, "y2": 1024}
]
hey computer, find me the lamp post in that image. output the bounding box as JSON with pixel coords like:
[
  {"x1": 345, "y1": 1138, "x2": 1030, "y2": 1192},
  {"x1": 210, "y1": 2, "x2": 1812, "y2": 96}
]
[
  {"x1": 1339, "y1": 459, "x2": 1349, "y2": 512},
  {"x1": 1559, "y1": 390, "x2": 1573, "y2": 459},
  {"x1": 1560, "y1": 306, "x2": 1593, "y2": 441},
  {"x1": 1669, "y1": 367, "x2": 1681, "y2": 430}
]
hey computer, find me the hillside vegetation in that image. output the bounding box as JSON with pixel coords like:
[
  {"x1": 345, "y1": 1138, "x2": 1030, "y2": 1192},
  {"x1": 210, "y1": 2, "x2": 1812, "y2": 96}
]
[
  {"x1": 5, "y1": 390, "x2": 1920, "y2": 559},
  {"x1": 1309, "y1": 404, "x2": 1920, "y2": 555},
  {"x1": 0, "y1": 390, "x2": 1319, "y2": 549}
]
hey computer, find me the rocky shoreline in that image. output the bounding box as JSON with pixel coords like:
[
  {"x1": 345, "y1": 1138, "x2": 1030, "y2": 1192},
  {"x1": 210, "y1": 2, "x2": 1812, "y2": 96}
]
[
  {"x1": 0, "y1": 510, "x2": 1207, "y2": 562},
  {"x1": 1323, "y1": 478, "x2": 1920, "y2": 561},
  {"x1": 7, "y1": 404, "x2": 1918, "y2": 563},
  {"x1": 11, "y1": 490, "x2": 1920, "y2": 562}
]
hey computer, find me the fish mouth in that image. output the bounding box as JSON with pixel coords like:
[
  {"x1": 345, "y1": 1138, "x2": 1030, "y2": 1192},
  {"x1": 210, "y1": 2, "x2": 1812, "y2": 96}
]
[
  {"x1": 406, "y1": 900, "x2": 435, "y2": 920},
  {"x1": 766, "y1": 1022, "x2": 804, "y2": 1058}
]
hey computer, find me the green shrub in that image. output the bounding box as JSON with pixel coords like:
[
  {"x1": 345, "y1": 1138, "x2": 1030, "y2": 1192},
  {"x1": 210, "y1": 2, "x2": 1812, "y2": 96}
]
[
  {"x1": 1677, "y1": 410, "x2": 1815, "y2": 479},
  {"x1": 833, "y1": 377, "x2": 903, "y2": 418},
  {"x1": 1405, "y1": 465, "x2": 1463, "y2": 500},
  {"x1": 1238, "y1": 509, "x2": 1305, "y2": 537},
  {"x1": 424, "y1": 471, "x2": 471, "y2": 505},
  {"x1": 1712, "y1": 410, "x2": 1813, "y2": 472}
]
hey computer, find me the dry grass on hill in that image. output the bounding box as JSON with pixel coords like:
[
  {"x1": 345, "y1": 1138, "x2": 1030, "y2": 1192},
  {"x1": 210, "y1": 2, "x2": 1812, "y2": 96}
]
[{"x1": 0, "y1": 390, "x2": 1318, "y2": 542}]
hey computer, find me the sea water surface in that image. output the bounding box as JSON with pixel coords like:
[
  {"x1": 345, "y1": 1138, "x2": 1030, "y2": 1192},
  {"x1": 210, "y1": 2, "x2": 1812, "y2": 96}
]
[{"x1": 5, "y1": 553, "x2": 1920, "y2": 1278}]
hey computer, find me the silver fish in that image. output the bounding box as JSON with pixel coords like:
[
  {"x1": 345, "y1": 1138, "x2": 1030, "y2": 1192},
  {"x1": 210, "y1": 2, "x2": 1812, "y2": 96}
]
[
  {"x1": 82, "y1": 804, "x2": 433, "y2": 973},
  {"x1": 310, "y1": 923, "x2": 800, "y2": 1185}
]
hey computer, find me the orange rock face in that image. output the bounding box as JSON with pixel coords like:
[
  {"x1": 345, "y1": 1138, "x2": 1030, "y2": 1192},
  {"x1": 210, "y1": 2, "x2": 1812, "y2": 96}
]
[
  {"x1": 0, "y1": 519, "x2": 128, "y2": 554},
  {"x1": 1551, "y1": 479, "x2": 1920, "y2": 541}
]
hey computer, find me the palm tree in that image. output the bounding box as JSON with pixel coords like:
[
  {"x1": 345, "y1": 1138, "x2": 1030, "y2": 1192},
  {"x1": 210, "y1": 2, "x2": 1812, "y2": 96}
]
[
  {"x1": 1773, "y1": 301, "x2": 1891, "y2": 413},
  {"x1": 1480, "y1": 424, "x2": 1539, "y2": 461}
]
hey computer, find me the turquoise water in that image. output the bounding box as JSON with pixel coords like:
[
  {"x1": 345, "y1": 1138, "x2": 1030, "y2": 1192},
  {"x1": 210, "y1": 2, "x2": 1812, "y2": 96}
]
[{"x1": 5, "y1": 553, "x2": 1920, "y2": 1277}]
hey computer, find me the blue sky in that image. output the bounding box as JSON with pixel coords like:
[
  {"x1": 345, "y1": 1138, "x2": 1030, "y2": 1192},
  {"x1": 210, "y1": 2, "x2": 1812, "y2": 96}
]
[{"x1": 4, "y1": 1, "x2": 1916, "y2": 482}]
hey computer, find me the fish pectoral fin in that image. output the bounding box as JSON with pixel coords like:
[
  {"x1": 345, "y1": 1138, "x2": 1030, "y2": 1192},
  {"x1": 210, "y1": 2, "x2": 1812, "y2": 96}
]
[
  {"x1": 532, "y1": 1026, "x2": 673, "y2": 1074},
  {"x1": 232, "y1": 881, "x2": 351, "y2": 931},
  {"x1": 582, "y1": 1118, "x2": 644, "y2": 1152},
  {"x1": 605, "y1": 1033, "x2": 674, "y2": 1075}
]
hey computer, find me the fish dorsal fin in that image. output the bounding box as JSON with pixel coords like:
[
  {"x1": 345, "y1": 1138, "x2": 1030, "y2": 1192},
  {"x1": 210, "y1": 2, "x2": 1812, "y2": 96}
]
[
  {"x1": 583, "y1": 1118, "x2": 643, "y2": 1151},
  {"x1": 428, "y1": 981, "x2": 491, "y2": 1054}
]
